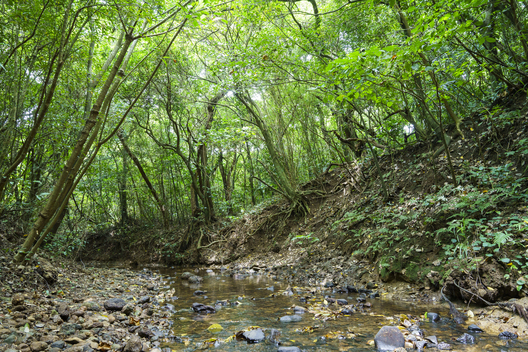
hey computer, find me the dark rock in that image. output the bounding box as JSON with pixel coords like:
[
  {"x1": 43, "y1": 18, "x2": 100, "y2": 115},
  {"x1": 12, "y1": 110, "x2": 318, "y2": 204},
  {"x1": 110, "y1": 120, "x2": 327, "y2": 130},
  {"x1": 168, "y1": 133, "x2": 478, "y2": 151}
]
[
  {"x1": 104, "y1": 298, "x2": 126, "y2": 311},
  {"x1": 122, "y1": 303, "x2": 134, "y2": 316},
  {"x1": 64, "y1": 337, "x2": 84, "y2": 344},
  {"x1": 138, "y1": 327, "x2": 154, "y2": 339},
  {"x1": 370, "y1": 292, "x2": 380, "y2": 299},
  {"x1": 123, "y1": 336, "x2": 142, "y2": 352},
  {"x1": 82, "y1": 302, "x2": 101, "y2": 312},
  {"x1": 194, "y1": 290, "x2": 206, "y2": 296},
  {"x1": 437, "y1": 342, "x2": 452, "y2": 350},
  {"x1": 374, "y1": 326, "x2": 405, "y2": 351},
  {"x1": 266, "y1": 329, "x2": 281, "y2": 346},
  {"x1": 58, "y1": 303, "x2": 70, "y2": 321},
  {"x1": 11, "y1": 293, "x2": 25, "y2": 306},
  {"x1": 50, "y1": 341, "x2": 66, "y2": 349},
  {"x1": 336, "y1": 299, "x2": 348, "y2": 305},
  {"x1": 425, "y1": 336, "x2": 438, "y2": 345},
  {"x1": 468, "y1": 324, "x2": 483, "y2": 333},
  {"x1": 59, "y1": 323, "x2": 81, "y2": 336},
  {"x1": 428, "y1": 312, "x2": 440, "y2": 322},
  {"x1": 346, "y1": 285, "x2": 358, "y2": 293},
  {"x1": 277, "y1": 347, "x2": 301, "y2": 352},
  {"x1": 366, "y1": 282, "x2": 376, "y2": 289},
  {"x1": 324, "y1": 282, "x2": 334, "y2": 288},
  {"x1": 279, "y1": 315, "x2": 302, "y2": 322},
  {"x1": 498, "y1": 331, "x2": 518, "y2": 339},
  {"x1": 36, "y1": 259, "x2": 58, "y2": 284},
  {"x1": 30, "y1": 341, "x2": 48, "y2": 352},
  {"x1": 191, "y1": 303, "x2": 215, "y2": 314},
  {"x1": 341, "y1": 308, "x2": 354, "y2": 315},
  {"x1": 138, "y1": 296, "x2": 150, "y2": 304},
  {"x1": 242, "y1": 328, "x2": 265, "y2": 343},
  {"x1": 356, "y1": 295, "x2": 366, "y2": 303},
  {"x1": 456, "y1": 333, "x2": 475, "y2": 344},
  {"x1": 325, "y1": 297, "x2": 335, "y2": 305},
  {"x1": 358, "y1": 288, "x2": 372, "y2": 294}
]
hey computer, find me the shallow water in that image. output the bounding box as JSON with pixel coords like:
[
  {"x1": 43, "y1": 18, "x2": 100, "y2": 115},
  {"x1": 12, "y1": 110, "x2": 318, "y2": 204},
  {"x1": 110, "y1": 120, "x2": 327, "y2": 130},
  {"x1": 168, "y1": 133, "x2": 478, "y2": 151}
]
[{"x1": 156, "y1": 268, "x2": 528, "y2": 351}]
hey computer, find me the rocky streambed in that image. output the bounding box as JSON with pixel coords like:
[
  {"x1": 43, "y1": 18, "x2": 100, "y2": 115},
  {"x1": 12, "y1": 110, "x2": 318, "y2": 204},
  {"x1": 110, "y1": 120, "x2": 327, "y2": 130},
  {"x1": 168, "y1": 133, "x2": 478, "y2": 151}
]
[{"x1": 1, "y1": 255, "x2": 528, "y2": 351}]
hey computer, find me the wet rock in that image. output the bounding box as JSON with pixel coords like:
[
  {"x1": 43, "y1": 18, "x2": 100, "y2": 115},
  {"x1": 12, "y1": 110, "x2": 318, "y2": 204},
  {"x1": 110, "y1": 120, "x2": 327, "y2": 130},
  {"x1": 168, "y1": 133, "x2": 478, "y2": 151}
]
[
  {"x1": 50, "y1": 341, "x2": 66, "y2": 349},
  {"x1": 188, "y1": 275, "x2": 203, "y2": 284},
  {"x1": 374, "y1": 326, "x2": 405, "y2": 351},
  {"x1": 341, "y1": 308, "x2": 354, "y2": 315},
  {"x1": 30, "y1": 341, "x2": 48, "y2": 352},
  {"x1": 456, "y1": 333, "x2": 475, "y2": 344},
  {"x1": 123, "y1": 336, "x2": 143, "y2": 352},
  {"x1": 425, "y1": 336, "x2": 437, "y2": 345},
  {"x1": 193, "y1": 290, "x2": 206, "y2": 296},
  {"x1": 468, "y1": 324, "x2": 483, "y2": 333},
  {"x1": 428, "y1": 312, "x2": 440, "y2": 322},
  {"x1": 138, "y1": 327, "x2": 154, "y2": 339},
  {"x1": 279, "y1": 315, "x2": 302, "y2": 322},
  {"x1": 336, "y1": 299, "x2": 348, "y2": 305},
  {"x1": 324, "y1": 282, "x2": 334, "y2": 288},
  {"x1": 293, "y1": 306, "x2": 306, "y2": 314},
  {"x1": 181, "y1": 272, "x2": 193, "y2": 280},
  {"x1": 138, "y1": 296, "x2": 150, "y2": 304},
  {"x1": 191, "y1": 303, "x2": 215, "y2": 314},
  {"x1": 436, "y1": 342, "x2": 452, "y2": 350},
  {"x1": 325, "y1": 297, "x2": 335, "y2": 305},
  {"x1": 104, "y1": 298, "x2": 126, "y2": 311},
  {"x1": 58, "y1": 303, "x2": 70, "y2": 321},
  {"x1": 370, "y1": 292, "x2": 380, "y2": 299},
  {"x1": 266, "y1": 329, "x2": 281, "y2": 346},
  {"x1": 277, "y1": 347, "x2": 301, "y2": 352},
  {"x1": 242, "y1": 328, "x2": 265, "y2": 343},
  {"x1": 11, "y1": 293, "x2": 25, "y2": 306},
  {"x1": 346, "y1": 285, "x2": 358, "y2": 293},
  {"x1": 414, "y1": 340, "x2": 427, "y2": 350},
  {"x1": 498, "y1": 331, "x2": 518, "y2": 339},
  {"x1": 122, "y1": 303, "x2": 134, "y2": 316},
  {"x1": 356, "y1": 294, "x2": 366, "y2": 303}
]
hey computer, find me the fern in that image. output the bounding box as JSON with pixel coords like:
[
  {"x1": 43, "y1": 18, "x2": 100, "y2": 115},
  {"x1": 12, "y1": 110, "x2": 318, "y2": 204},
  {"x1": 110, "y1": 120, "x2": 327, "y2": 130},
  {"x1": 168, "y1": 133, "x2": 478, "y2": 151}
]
[{"x1": 493, "y1": 231, "x2": 512, "y2": 248}]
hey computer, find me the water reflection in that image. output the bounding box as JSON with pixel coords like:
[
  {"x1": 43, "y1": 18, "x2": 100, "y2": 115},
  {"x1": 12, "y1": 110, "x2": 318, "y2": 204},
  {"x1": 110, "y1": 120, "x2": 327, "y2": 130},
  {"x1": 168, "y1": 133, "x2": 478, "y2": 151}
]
[{"x1": 156, "y1": 268, "x2": 527, "y2": 351}]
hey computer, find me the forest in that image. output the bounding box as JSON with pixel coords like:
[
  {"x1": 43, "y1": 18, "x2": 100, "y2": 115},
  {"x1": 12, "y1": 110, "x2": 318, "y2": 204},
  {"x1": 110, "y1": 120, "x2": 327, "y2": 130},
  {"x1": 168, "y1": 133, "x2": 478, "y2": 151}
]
[
  {"x1": 2, "y1": 0, "x2": 528, "y2": 350},
  {"x1": 1, "y1": 0, "x2": 528, "y2": 294}
]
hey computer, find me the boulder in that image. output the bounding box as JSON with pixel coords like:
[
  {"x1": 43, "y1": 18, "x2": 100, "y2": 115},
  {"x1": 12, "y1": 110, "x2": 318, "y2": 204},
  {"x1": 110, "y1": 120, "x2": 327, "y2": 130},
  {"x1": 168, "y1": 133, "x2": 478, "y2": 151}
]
[
  {"x1": 374, "y1": 326, "x2": 405, "y2": 351},
  {"x1": 104, "y1": 298, "x2": 126, "y2": 311},
  {"x1": 191, "y1": 303, "x2": 215, "y2": 314},
  {"x1": 242, "y1": 328, "x2": 265, "y2": 343}
]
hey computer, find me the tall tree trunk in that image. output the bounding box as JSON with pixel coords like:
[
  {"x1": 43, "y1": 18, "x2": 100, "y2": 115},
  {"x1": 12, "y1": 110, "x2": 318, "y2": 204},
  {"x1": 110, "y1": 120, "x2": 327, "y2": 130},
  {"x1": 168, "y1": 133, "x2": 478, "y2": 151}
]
[{"x1": 117, "y1": 130, "x2": 168, "y2": 227}]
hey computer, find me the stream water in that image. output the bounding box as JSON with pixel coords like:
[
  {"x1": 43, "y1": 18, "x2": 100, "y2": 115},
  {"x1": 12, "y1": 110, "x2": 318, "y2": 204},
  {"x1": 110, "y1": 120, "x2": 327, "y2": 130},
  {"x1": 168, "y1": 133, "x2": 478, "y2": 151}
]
[{"x1": 155, "y1": 267, "x2": 528, "y2": 351}]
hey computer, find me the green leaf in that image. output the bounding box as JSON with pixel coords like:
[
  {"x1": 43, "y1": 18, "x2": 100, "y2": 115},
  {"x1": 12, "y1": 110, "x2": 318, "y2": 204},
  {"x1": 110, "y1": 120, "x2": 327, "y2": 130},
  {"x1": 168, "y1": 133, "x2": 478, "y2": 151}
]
[{"x1": 500, "y1": 258, "x2": 510, "y2": 263}]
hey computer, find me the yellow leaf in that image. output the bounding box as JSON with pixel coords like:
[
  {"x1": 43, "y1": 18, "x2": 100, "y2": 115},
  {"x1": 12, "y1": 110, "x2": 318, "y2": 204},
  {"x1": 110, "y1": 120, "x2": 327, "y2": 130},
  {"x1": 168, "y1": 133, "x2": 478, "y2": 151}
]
[{"x1": 483, "y1": 190, "x2": 488, "y2": 193}]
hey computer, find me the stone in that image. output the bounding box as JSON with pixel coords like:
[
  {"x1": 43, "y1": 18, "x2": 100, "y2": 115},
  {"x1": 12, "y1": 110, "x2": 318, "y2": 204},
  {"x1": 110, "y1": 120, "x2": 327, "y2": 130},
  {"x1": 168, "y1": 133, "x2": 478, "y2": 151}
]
[
  {"x1": 428, "y1": 312, "x2": 440, "y2": 322},
  {"x1": 138, "y1": 327, "x2": 154, "y2": 339},
  {"x1": 138, "y1": 296, "x2": 150, "y2": 304},
  {"x1": 341, "y1": 308, "x2": 354, "y2": 315},
  {"x1": 65, "y1": 337, "x2": 84, "y2": 344},
  {"x1": 468, "y1": 324, "x2": 483, "y2": 333},
  {"x1": 498, "y1": 331, "x2": 518, "y2": 339},
  {"x1": 181, "y1": 272, "x2": 193, "y2": 280},
  {"x1": 20, "y1": 343, "x2": 31, "y2": 352},
  {"x1": 414, "y1": 340, "x2": 427, "y2": 350},
  {"x1": 82, "y1": 302, "x2": 101, "y2": 312},
  {"x1": 242, "y1": 328, "x2": 265, "y2": 343},
  {"x1": 277, "y1": 347, "x2": 301, "y2": 352},
  {"x1": 456, "y1": 333, "x2": 475, "y2": 344},
  {"x1": 437, "y1": 342, "x2": 452, "y2": 350},
  {"x1": 50, "y1": 341, "x2": 66, "y2": 349},
  {"x1": 346, "y1": 285, "x2": 358, "y2": 293},
  {"x1": 3, "y1": 334, "x2": 17, "y2": 344},
  {"x1": 58, "y1": 303, "x2": 70, "y2": 322},
  {"x1": 104, "y1": 298, "x2": 126, "y2": 311},
  {"x1": 324, "y1": 281, "x2": 334, "y2": 288},
  {"x1": 123, "y1": 336, "x2": 142, "y2": 352},
  {"x1": 293, "y1": 306, "x2": 306, "y2": 314},
  {"x1": 30, "y1": 341, "x2": 48, "y2": 352},
  {"x1": 193, "y1": 290, "x2": 206, "y2": 296},
  {"x1": 11, "y1": 293, "x2": 25, "y2": 306},
  {"x1": 374, "y1": 326, "x2": 405, "y2": 351},
  {"x1": 188, "y1": 275, "x2": 203, "y2": 284},
  {"x1": 279, "y1": 315, "x2": 302, "y2": 322},
  {"x1": 336, "y1": 299, "x2": 348, "y2": 305},
  {"x1": 191, "y1": 303, "x2": 215, "y2": 314},
  {"x1": 122, "y1": 303, "x2": 134, "y2": 316}
]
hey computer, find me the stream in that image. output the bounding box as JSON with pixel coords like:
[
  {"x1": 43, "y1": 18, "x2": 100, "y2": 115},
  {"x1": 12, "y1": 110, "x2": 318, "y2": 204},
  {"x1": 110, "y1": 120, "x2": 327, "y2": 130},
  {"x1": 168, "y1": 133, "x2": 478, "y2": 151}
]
[{"x1": 154, "y1": 267, "x2": 528, "y2": 351}]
